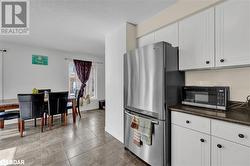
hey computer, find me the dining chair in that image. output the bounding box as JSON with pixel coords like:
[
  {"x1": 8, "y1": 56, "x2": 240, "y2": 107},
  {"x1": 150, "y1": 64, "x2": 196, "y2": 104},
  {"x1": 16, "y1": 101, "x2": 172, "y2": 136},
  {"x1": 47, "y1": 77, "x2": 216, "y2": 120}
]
[
  {"x1": 47, "y1": 92, "x2": 68, "y2": 129},
  {"x1": 38, "y1": 89, "x2": 51, "y2": 93},
  {"x1": 67, "y1": 90, "x2": 81, "y2": 118},
  {"x1": 18, "y1": 93, "x2": 45, "y2": 137}
]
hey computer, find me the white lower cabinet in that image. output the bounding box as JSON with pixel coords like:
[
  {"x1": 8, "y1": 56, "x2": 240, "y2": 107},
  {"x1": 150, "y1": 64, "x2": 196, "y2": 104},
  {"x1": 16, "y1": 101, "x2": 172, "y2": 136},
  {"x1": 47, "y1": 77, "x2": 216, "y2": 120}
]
[
  {"x1": 171, "y1": 124, "x2": 210, "y2": 166},
  {"x1": 211, "y1": 137, "x2": 250, "y2": 166},
  {"x1": 171, "y1": 112, "x2": 250, "y2": 166}
]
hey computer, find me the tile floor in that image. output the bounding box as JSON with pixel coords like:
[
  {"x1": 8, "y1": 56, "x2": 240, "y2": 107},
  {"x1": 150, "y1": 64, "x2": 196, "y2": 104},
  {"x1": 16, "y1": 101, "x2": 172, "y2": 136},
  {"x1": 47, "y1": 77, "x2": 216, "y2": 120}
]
[{"x1": 0, "y1": 110, "x2": 147, "y2": 166}]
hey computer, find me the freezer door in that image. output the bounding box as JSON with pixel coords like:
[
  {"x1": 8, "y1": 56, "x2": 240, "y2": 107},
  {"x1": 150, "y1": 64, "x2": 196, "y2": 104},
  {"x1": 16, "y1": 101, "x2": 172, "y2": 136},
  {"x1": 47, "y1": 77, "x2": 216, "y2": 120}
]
[
  {"x1": 124, "y1": 111, "x2": 165, "y2": 166},
  {"x1": 124, "y1": 42, "x2": 165, "y2": 120}
]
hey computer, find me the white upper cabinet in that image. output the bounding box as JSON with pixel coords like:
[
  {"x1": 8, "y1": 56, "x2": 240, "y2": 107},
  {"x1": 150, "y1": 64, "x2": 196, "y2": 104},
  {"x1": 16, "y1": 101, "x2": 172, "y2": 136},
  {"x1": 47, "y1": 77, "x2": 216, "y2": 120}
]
[
  {"x1": 215, "y1": 0, "x2": 250, "y2": 67},
  {"x1": 137, "y1": 32, "x2": 155, "y2": 48},
  {"x1": 137, "y1": 23, "x2": 178, "y2": 48},
  {"x1": 179, "y1": 8, "x2": 215, "y2": 70},
  {"x1": 155, "y1": 23, "x2": 178, "y2": 47}
]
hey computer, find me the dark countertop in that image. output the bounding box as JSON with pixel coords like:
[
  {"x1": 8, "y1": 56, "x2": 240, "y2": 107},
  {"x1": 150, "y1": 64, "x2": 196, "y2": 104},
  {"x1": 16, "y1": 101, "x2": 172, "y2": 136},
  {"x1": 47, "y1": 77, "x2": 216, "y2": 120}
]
[{"x1": 169, "y1": 104, "x2": 250, "y2": 126}]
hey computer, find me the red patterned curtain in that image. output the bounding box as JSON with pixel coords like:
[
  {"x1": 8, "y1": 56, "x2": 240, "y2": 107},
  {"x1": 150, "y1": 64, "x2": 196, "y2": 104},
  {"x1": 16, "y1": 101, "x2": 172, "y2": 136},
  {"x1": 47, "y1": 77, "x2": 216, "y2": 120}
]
[{"x1": 73, "y1": 59, "x2": 92, "y2": 98}]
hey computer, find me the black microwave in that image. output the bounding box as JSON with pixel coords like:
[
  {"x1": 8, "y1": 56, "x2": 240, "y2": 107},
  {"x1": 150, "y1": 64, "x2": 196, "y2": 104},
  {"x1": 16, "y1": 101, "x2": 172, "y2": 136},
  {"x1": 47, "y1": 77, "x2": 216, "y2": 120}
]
[{"x1": 182, "y1": 86, "x2": 230, "y2": 110}]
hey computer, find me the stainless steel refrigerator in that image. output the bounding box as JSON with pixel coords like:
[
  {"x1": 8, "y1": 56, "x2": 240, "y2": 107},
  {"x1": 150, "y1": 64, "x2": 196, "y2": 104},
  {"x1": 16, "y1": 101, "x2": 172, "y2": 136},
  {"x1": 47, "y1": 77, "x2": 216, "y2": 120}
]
[{"x1": 124, "y1": 42, "x2": 185, "y2": 166}]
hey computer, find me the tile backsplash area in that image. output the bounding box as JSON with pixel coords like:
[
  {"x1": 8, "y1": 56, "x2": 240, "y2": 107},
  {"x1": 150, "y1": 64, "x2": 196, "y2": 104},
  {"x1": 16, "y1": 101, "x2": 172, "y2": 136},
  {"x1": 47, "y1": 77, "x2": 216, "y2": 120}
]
[{"x1": 185, "y1": 67, "x2": 250, "y2": 102}]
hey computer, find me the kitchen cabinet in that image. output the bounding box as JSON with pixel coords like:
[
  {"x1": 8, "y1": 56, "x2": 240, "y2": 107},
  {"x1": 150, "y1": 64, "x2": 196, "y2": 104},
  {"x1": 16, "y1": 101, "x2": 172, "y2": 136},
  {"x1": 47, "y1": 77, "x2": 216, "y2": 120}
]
[
  {"x1": 211, "y1": 137, "x2": 250, "y2": 166},
  {"x1": 211, "y1": 119, "x2": 250, "y2": 147},
  {"x1": 138, "y1": 23, "x2": 178, "y2": 48},
  {"x1": 138, "y1": 0, "x2": 250, "y2": 70},
  {"x1": 137, "y1": 32, "x2": 154, "y2": 47},
  {"x1": 172, "y1": 111, "x2": 250, "y2": 166},
  {"x1": 179, "y1": 8, "x2": 214, "y2": 70},
  {"x1": 154, "y1": 23, "x2": 178, "y2": 47},
  {"x1": 171, "y1": 111, "x2": 210, "y2": 134},
  {"x1": 215, "y1": 0, "x2": 250, "y2": 67},
  {"x1": 171, "y1": 124, "x2": 210, "y2": 166}
]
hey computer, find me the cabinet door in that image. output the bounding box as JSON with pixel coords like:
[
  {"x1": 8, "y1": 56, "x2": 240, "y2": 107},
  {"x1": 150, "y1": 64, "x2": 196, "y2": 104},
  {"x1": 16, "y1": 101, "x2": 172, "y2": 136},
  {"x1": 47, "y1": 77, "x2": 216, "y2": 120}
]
[
  {"x1": 172, "y1": 124, "x2": 210, "y2": 166},
  {"x1": 216, "y1": 0, "x2": 250, "y2": 67},
  {"x1": 212, "y1": 137, "x2": 250, "y2": 166},
  {"x1": 137, "y1": 32, "x2": 155, "y2": 47},
  {"x1": 155, "y1": 23, "x2": 178, "y2": 47},
  {"x1": 179, "y1": 8, "x2": 214, "y2": 70}
]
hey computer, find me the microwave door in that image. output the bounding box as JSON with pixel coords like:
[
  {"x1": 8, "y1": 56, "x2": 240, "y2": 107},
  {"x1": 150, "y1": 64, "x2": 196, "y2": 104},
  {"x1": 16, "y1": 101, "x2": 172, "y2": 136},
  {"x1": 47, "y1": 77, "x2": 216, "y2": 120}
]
[
  {"x1": 195, "y1": 92, "x2": 209, "y2": 104},
  {"x1": 182, "y1": 89, "x2": 217, "y2": 109},
  {"x1": 184, "y1": 90, "x2": 210, "y2": 104}
]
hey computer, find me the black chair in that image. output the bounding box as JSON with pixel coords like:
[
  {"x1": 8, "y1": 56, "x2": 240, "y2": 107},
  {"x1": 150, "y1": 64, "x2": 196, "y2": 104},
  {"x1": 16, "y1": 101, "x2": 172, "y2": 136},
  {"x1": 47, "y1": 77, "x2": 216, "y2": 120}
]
[
  {"x1": 0, "y1": 110, "x2": 20, "y2": 129},
  {"x1": 47, "y1": 92, "x2": 68, "y2": 129},
  {"x1": 18, "y1": 93, "x2": 45, "y2": 137},
  {"x1": 67, "y1": 90, "x2": 81, "y2": 118}
]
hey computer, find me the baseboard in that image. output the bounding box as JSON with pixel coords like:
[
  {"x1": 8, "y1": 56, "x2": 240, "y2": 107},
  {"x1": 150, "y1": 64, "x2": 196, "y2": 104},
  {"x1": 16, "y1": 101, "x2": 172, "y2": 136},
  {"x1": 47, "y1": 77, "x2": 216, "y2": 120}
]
[{"x1": 105, "y1": 126, "x2": 124, "y2": 143}]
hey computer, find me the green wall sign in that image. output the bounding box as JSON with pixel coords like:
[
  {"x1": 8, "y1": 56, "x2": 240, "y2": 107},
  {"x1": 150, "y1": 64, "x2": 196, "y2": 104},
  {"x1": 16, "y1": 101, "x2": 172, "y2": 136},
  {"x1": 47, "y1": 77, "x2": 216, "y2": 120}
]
[{"x1": 32, "y1": 55, "x2": 48, "y2": 65}]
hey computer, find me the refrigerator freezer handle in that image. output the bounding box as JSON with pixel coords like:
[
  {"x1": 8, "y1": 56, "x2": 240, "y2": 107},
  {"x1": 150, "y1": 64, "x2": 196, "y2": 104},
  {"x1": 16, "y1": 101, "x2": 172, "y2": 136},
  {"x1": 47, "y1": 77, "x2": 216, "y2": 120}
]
[{"x1": 125, "y1": 110, "x2": 160, "y2": 125}]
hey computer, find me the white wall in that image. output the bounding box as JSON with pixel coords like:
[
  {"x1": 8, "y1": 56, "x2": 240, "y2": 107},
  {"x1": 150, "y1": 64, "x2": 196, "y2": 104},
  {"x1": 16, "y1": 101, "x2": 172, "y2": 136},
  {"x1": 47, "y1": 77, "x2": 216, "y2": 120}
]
[
  {"x1": 96, "y1": 64, "x2": 105, "y2": 100},
  {"x1": 186, "y1": 67, "x2": 250, "y2": 102},
  {"x1": 0, "y1": 41, "x2": 105, "y2": 101},
  {"x1": 105, "y1": 23, "x2": 136, "y2": 143}
]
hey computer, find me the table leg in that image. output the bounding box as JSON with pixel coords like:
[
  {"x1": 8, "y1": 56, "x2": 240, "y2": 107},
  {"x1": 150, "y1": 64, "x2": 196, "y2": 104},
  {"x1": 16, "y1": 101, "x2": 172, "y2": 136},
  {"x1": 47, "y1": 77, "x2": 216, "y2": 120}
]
[
  {"x1": 20, "y1": 120, "x2": 25, "y2": 137},
  {"x1": 72, "y1": 99, "x2": 76, "y2": 124},
  {"x1": 45, "y1": 113, "x2": 47, "y2": 125},
  {"x1": 64, "y1": 113, "x2": 67, "y2": 126},
  {"x1": 18, "y1": 119, "x2": 20, "y2": 131},
  {"x1": 48, "y1": 115, "x2": 52, "y2": 130},
  {"x1": 51, "y1": 115, "x2": 54, "y2": 125},
  {"x1": 41, "y1": 117, "x2": 44, "y2": 132},
  {"x1": 0, "y1": 119, "x2": 4, "y2": 129}
]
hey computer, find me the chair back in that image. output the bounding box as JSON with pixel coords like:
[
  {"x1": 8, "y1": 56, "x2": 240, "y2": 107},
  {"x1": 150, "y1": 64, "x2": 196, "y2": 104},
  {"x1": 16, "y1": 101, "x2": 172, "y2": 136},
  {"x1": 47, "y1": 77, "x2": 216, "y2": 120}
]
[
  {"x1": 38, "y1": 89, "x2": 51, "y2": 94},
  {"x1": 48, "y1": 92, "x2": 68, "y2": 115},
  {"x1": 18, "y1": 93, "x2": 45, "y2": 120}
]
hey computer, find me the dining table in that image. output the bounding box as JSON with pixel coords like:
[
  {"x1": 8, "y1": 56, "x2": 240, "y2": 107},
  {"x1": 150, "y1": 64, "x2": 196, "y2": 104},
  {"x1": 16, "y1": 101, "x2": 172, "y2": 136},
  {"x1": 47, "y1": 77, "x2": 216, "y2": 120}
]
[{"x1": 0, "y1": 96, "x2": 78, "y2": 123}]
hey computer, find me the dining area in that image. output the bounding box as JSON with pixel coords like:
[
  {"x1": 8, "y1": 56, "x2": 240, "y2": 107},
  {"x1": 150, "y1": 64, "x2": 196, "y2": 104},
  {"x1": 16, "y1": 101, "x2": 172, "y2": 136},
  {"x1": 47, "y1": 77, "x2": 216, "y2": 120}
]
[
  {"x1": 0, "y1": 58, "x2": 94, "y2": 139},
  {"x1": 0, "y1": 90, "x2": 79, "y2": 137}
]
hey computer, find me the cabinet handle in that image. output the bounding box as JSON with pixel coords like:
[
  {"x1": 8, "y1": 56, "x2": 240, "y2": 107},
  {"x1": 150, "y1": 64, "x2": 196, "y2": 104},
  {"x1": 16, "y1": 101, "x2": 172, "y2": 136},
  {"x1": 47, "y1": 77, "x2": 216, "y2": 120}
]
[
  {"x1": 238, "y1": 134, "x2": 245, "y2": 138},
  {"x1": 206, "y1": 61, "x2": 210, "y2": 64},
  {"x1": 186, "y1": 120, "x2": 190, "y2": 124},
  {"x1": 200, "y1": 138, "x2": 205, "y2": 143},
  {"x1": 220, "y1": 59, "x2": 225, "y2": 63},
  {"x1": 217, "y1": 144, "x2": 222, "y2": 148}
]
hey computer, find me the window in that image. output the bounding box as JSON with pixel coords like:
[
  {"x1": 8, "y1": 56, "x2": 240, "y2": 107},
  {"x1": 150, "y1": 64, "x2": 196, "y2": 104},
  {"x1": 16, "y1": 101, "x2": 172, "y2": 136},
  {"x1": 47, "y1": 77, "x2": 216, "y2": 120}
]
[{"x1": 68, "y1": 62, "x2": 96, "y2": 99}]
